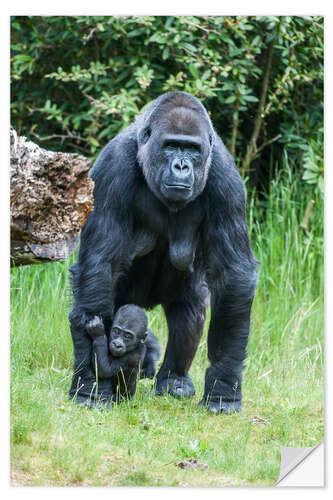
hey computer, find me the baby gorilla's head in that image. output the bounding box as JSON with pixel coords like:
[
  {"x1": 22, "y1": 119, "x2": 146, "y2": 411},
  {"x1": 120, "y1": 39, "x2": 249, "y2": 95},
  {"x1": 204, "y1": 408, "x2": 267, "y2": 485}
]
[{"x1": 109, "y1": 305, "x2": 148, "y2": 358}]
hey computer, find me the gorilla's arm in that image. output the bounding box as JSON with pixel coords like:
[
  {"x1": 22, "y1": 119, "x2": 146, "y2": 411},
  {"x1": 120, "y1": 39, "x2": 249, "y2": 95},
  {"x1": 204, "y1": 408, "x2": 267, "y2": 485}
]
[
  {"x1": 70, "y1": 127, "x2": 138, "y2": 317},
  {"x1": 92, "y1": 336, "x2": 145, "y2": 379},
  {"x1": 201, "y1": 136, "x2": 257, "y2": 413},
  {"x1": 68, "y1": 128, "x2": 140, "y2": 401},
  {"x1": 140, "y1": 329, "x2": 161, "y2": 379}
]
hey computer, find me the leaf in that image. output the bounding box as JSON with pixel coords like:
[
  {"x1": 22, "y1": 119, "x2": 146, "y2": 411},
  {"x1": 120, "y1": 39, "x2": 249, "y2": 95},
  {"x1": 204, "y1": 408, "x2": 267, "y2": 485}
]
[
  {"x1": 164, "y1": 16, "x2": 174, "y2": 29},
  {"x1": 14, "y1": 54, "x2": 33, "y2": 62},
  {"x1": 182, "y1": 42, "x2": 197, "y2": 53},
  {"x1": 189, "y1": 64, "x2": 199, "y2": 79},
  {"x1": 242, "y1": 95, "x2": 259, "y2": 102},
  {"x1": 202, "y1": 70, "x2": 211, "y2": 81},
  {"x1": 128, "y1": 28, "x2": 146, "y2": 38},
  {"x1": 89, "y1": 137, "x2": 99, "y2": 147},
  {"x1": 225, "y1": 95, "x2": 236, "y2": 104},
  {"x1": 162, "y1": 47, "x2": 169, "y2": 60}
]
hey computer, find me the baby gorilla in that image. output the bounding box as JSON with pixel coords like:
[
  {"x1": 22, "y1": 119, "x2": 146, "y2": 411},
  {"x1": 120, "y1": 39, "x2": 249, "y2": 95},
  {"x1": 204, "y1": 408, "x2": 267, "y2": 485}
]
[{"x1": 86, "y1": 305, "x2": 160, "y2": 402}]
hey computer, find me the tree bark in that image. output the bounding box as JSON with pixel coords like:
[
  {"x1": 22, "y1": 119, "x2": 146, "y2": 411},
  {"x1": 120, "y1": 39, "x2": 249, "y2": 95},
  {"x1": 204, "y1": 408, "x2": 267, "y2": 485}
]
[{"x1": 10, "y1": 127, "x2": 94, "y2": 266}]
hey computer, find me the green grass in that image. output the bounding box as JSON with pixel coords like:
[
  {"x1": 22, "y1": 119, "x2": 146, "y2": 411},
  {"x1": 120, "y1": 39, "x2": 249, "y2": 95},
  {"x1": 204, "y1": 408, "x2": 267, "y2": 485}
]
[{"x1": 10, "y1": 161, "x2": 324, "y2": 486}]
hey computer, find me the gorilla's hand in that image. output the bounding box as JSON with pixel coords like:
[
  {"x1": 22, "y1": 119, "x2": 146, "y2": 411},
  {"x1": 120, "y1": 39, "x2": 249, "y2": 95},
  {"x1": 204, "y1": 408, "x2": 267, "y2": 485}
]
[{"x1": 86, "y1": 315, "x2": 105, "y2": 338}]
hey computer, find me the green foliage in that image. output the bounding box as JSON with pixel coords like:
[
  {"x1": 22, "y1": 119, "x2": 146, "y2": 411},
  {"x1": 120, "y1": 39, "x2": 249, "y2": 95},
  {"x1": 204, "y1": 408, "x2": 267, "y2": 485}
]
[
  {"x1": 177, "y1": 439, "x2": 214, "y2": 460},
  {"x1": 11, "y1": 16, "x2": 323, "y2": 186},
  {"x1": 301, "y1": 131, "x2": 324, "y2": 197}
]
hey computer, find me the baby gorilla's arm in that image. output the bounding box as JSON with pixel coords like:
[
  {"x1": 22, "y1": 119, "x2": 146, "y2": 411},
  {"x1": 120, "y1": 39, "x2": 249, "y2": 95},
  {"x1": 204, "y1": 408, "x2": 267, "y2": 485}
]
[
  {"x1": 140, "y1": 329, "x2": 161, "y2": 379},
  {"x1": 92, "y1": 335, "x2": 122, "y2": 378},
  {"x1": 86, "y1": 316, "x2": 143, "y2": 379},
  {"x1": 86, "y1": 316, "x2": 125, "y2": 378}
]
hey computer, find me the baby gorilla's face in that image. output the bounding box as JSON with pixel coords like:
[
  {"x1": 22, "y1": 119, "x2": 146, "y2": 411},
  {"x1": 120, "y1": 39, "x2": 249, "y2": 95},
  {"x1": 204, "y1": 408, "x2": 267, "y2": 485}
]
[
  {"x1": 109, "y1": 325, "x2": 139, "y2": 357},
  {"x1": 109, "y1": 305, "x2": 148, "y2": 357}
]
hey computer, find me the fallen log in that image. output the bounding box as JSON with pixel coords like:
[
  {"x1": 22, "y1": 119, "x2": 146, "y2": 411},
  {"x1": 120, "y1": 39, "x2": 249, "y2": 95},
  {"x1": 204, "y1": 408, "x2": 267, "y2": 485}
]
[{"x1": 10, "y1": 127, "x2": 94, "y2": 266}]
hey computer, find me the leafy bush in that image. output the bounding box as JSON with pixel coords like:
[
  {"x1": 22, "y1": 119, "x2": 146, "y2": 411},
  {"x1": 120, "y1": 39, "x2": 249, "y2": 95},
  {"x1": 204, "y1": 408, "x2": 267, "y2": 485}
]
[{"x1": 11, "y1": 16, "x2": 323, "y2": 187}]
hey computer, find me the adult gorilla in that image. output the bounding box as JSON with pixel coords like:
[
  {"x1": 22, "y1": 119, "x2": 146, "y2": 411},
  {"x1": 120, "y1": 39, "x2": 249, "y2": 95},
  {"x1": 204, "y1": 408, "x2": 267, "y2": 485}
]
[{"x1": 69, "y1": 92, "x2": 257, "y2": 413}]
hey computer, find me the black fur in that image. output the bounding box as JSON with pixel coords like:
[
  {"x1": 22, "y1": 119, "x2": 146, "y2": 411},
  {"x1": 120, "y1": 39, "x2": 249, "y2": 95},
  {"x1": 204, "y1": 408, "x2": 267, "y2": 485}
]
[
  {"x1": 85, "y1": 305, "x2": 160, "y2": 403},
  {"x1": 68, "y1": 91, "x2": 257, "y2": 412}
]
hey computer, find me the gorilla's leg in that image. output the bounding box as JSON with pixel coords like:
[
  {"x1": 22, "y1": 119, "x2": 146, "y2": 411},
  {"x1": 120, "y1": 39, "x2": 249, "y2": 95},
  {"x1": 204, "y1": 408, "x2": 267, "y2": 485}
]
[
  {"x1": 139, "y1": 330, "x2": 161, "y2": 379},
  {"x1": 68, "y1": 306, "x2": 113, "y2": 407},
  {"x1": 199, "y1": 271, "x2": 256, "y2": 413},
  {"x1": 156, "y1": 292, "x2": 206, "y2": 397}
]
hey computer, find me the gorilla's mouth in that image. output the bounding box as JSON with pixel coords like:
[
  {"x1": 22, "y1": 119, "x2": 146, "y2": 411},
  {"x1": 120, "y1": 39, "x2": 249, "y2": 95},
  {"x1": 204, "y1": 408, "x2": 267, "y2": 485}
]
[
  {"x1": 165, "y1": 183, "x2": 192, "y2": 190},
  {"x1": 110, "y1": 344, "x2": 126, "y2": 357},
  {"x1": 162, "y1": 184, "x2": 193, "y2": 206},
  {"x1": 163, "y1": 183, "x2": 193, "y2": 197}
]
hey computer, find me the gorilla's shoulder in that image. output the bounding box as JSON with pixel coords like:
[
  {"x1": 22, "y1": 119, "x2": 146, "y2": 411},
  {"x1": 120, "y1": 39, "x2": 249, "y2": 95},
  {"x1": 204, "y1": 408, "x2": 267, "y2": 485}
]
[
  {"x1": 206, "y1": 132, "x2": 246, "y2": 210},
  {"x1": 90, "y1": 124, "x2": 138, "y2": 181}
]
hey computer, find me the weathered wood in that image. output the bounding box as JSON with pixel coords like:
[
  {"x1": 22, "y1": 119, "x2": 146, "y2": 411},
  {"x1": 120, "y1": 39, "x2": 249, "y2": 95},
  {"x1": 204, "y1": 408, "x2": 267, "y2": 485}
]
[{"x1": 10, "y1": 127, "x2": 94, "y2": 266}]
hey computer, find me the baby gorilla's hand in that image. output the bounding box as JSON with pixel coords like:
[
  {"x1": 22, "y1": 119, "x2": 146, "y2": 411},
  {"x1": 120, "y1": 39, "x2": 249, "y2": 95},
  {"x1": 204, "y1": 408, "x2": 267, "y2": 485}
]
[{"x1": 86, "y1": 315, "x2": 105, "y2": 338}]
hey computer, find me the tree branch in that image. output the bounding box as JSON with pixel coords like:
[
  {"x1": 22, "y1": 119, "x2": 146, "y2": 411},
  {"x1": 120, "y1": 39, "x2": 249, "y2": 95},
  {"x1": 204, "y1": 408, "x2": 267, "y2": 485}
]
[{"x1": 241, "y1": 39, "x2": 275, "y2": 175}]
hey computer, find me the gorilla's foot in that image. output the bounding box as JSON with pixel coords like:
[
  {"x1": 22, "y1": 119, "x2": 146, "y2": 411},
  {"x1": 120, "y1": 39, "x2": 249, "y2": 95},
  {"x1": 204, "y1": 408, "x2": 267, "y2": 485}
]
[
  {"x1": 69, "y1": 386, "x2": 112, "y2": 409},
  {"x1": 198, "y1": 396, "x2": 241, "y2": 414},
  {"x1": 140, "y1": 366, "x2": 156, "y2": 379},
  {"x1": 70, "y1": 392, "x2": 113, "y2": 409},
  {"x1": 69, "y1": 368, "x2": 114, "y2": 408},
  {"x1": 155, "y1": 373, "x2": 195, "y2": 398}
]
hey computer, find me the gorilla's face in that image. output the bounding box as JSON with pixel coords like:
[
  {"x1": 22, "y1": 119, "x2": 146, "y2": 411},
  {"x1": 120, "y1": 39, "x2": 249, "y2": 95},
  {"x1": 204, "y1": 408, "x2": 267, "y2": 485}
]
[
  {"x1": 138, "y1": 105, "x2": 213, "y2": 211},
  {"x1": 109, "y1": 305, "x2": 147, "y2": 357}
]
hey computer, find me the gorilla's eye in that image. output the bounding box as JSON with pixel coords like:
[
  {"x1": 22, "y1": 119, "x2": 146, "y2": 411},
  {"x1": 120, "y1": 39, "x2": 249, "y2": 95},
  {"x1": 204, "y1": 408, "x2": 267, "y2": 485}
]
[
  {"x1": 124, "y1": 333, "x2": 133, "y2": 340},
  {"x1": 142, "y1": 128, "x2": 151, "y2": 144},
  {"x1": 188, "y1": 144, "x2": 201, "y2": 153},
  {"x1": 164, "y1": 141, "x2": 177, "y2": 149},
  {"x1": 164, "y1": 139, "x2": 201, "y2": 153}
]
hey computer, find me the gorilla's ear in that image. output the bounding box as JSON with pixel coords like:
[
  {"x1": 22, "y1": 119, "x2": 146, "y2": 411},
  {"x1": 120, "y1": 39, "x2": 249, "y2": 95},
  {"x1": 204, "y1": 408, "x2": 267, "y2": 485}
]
[{"x1": 139, "y1": 127, "x2": 151, "y2": 145}]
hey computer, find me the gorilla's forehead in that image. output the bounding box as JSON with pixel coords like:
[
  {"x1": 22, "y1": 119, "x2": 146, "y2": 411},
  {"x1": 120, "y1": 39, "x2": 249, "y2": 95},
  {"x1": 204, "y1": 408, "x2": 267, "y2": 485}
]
[
  {"x1": 157, "y1": 106, "x2": 208, "y2": 137},
  {"x1": 115, "y1": 307, "x2": 147, "y2": 333}
]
